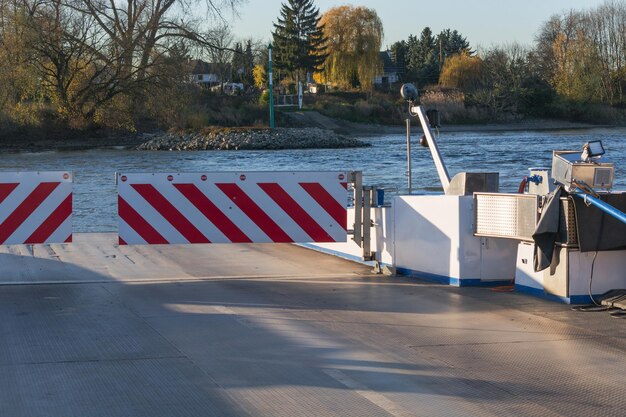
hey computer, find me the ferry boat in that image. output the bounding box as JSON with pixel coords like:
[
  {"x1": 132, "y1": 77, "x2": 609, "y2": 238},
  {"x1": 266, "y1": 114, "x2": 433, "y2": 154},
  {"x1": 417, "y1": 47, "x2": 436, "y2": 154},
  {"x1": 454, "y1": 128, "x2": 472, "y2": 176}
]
[
  {"x1": 308, "y1": 83, "x2": 626, "y2": 307},
  {"x1": 0, "y1": 83, "x2": 624, "y2": 416}
]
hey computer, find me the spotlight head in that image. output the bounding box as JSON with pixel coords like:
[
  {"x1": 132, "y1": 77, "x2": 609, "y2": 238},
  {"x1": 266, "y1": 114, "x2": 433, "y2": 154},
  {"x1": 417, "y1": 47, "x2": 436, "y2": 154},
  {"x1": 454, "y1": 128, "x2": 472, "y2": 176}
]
[{"x1": 400, "y1": 83, "x2": 419, "y2": 102}]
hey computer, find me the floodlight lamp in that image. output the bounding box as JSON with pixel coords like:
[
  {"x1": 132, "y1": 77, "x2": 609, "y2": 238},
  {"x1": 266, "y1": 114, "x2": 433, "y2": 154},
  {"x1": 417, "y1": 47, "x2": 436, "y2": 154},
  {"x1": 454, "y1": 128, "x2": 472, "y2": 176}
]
[{"x1": 581, "y1": 140, "x2": 605, "y2": 161}]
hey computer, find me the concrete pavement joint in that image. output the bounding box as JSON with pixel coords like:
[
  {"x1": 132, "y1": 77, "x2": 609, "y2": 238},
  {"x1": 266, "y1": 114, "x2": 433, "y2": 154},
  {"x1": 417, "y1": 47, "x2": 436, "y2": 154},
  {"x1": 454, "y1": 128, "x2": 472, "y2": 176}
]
[
  {"x1": 0, "y1": 355, "x2": 188, "y2": 368},
  {"x1": 407, "y1": 336, "x2": 600, "y2": 348}
]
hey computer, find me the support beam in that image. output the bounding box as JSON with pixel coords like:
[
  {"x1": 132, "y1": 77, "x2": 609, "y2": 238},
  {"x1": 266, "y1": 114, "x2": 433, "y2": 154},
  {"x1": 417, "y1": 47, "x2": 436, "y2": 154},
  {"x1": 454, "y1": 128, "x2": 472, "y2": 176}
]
[{"x1": 414, "y1": 106, "x2": 451, "y2": 191}]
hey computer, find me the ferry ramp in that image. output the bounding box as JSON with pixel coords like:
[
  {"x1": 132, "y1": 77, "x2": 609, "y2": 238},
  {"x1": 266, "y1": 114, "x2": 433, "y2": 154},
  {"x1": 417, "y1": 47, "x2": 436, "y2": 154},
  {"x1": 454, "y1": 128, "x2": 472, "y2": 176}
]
[{"x1": 0, "y1": 233, "x2": 625, "y2": 417}]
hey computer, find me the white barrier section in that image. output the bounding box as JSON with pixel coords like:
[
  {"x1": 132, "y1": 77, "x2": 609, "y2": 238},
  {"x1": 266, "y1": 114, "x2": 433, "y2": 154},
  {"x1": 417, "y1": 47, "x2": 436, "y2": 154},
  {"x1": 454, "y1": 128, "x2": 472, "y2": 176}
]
[
  {"x1": 0, "y1": 171, "x2": 73, "y2": 245},
  {"x1": 117, "y1": 172, "x2": 348, "y2": 245}
]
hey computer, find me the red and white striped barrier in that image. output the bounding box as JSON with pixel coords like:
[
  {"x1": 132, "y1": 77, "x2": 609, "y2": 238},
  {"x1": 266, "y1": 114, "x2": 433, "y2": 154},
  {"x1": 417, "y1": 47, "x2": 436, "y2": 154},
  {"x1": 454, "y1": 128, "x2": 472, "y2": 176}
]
[
  {"x1": 0, "y1": 172, "x2": 72, "y2": 245},
  {"x1": 117, "y1": 172, "x2": 348, "y2": 245}
]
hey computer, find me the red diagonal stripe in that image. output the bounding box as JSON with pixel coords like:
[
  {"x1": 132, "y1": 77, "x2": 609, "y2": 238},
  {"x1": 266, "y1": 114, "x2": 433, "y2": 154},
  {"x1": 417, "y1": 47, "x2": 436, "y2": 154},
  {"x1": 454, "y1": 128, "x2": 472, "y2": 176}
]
[
  {"x1": 0, "y1": 183, "x2": 18, "y2": 204},
  {"x1": 258, "y1": 183, "x2": 333, "y2": 242},
  {"x1": 118, "y1": 236, "x2": 127, "y2": 245},
  {"x1": 217, "y1": 183, "x2": 292, "y2": 242},
  {"x1": 0, "y1": 182, "x2": 59, "y2": 244},
  {"x1": 65, "y1": 235, "x2": 72, "y2": 243},
  {"x1": 174, "y1": 183, "x2": 252, "y2": 243},
  {"x1": 299, "y1": 183, "x2": 347, "y2": 230},
  {"x1": 25, "y1": 193, "x2": 72, "y2": 244},
  {"x1": 118, "y1": 195, "x2": 168, "y2": 244},
  {"x1": 131, "y1": 184, "x2": 210, "y2": 244}
]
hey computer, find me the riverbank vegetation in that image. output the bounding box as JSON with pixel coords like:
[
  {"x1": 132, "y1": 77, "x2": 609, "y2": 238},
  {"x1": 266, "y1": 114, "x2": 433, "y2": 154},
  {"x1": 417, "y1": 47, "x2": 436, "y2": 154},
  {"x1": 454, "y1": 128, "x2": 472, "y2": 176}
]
[
  {"x1": 2, "y1": 0, "x2": 626, "y2": 142},
  {"x1": 0, "y1": 0, "x2": 247, "y2": 138},
  {"x1": 389, "y1": 1, "x2": 626, "y2": 124}
]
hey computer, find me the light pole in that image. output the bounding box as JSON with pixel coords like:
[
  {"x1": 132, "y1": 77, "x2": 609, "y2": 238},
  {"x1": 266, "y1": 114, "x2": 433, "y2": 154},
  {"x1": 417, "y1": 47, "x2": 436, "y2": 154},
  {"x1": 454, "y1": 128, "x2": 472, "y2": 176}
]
[{"x1": 268, "y1": 43, "x2": 275, "y2": 129}]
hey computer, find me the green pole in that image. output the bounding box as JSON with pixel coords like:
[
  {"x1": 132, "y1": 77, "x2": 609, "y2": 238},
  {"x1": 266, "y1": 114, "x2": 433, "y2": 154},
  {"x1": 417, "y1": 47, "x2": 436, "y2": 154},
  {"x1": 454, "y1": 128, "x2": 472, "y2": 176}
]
[{"x1": 268, "y1": 43, "x2": 275, "y2": 129}]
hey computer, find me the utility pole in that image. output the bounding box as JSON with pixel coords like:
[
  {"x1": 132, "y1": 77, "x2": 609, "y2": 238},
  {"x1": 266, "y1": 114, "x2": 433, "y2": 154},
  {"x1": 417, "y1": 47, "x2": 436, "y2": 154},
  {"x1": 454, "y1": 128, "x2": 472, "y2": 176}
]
[
  {"x1": 406, "y1": 118, "x2": 412, "y2": 194},
  {"x1": 439, "y1": 37, "x2": 443, "y2": 72},
  {"x1": 268, "y1": 43, "x2": 275, "y2": 129}
]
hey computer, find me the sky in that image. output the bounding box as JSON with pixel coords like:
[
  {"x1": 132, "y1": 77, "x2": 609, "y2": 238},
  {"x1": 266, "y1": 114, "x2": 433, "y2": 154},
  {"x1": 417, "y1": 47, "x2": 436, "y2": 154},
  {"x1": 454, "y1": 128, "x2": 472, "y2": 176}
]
[{"x1": 228, "y1": 0, "x2": 609, "y2": 50}]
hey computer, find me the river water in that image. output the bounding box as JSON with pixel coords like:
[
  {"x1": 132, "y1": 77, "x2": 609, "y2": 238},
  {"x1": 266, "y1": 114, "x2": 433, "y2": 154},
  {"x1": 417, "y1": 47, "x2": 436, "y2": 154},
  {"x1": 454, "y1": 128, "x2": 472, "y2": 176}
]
[{"x1": 2, "y1": 127, "x2": 626, "y2": 232}]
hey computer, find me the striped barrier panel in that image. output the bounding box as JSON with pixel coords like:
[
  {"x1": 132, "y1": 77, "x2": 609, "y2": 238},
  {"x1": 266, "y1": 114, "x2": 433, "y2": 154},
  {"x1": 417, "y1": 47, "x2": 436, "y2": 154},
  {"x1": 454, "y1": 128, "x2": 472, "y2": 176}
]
[
  {"x1": 117, "y1": 172, "x2": 348, "y2": 245},
  {"x1": 0, "y1": 172, "x2": 73, "y2": 245}
]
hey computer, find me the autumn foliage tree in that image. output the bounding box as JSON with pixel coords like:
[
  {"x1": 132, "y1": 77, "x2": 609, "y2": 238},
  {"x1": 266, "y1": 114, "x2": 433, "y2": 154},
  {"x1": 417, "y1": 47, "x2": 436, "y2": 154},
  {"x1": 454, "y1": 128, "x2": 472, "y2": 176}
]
[
  {"x1": 552, "y1": 31, "x2": 604, "y2": 103},
  {"x1": 439, "y1": 52, "x2": 483, "y2": 91},
  {"x1": 318, "y1": 5, "x2": 383, "y2": 89},
  {"x1": 535, "y1": 2, "x2": 626, "y2": 107},
  {"x1": 252, "y1": 45, "x2": 269, "y2": 89}
]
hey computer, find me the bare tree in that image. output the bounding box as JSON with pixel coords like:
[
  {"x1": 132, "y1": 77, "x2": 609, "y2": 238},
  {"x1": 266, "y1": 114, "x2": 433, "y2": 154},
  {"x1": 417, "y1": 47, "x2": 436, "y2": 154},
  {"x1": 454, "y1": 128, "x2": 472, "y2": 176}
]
[
  {"x1": 14, "y1": 0, "x2": 242, "y2": 122},
  {"x1": 205, "y1": 24, "x2": 233, "y2": 93},
  {"x1": 534, "y1": 2, "x2": 626, "y2": 105},
  {"x1": 585, "y1": 1, "x2": 626, "y2": 103},
  {"x1": 65, "y1": 0, "x2": 242, "y2": 80},
  {"x1": 21, "y1": 0, "x2": 123, "y2": 121}
]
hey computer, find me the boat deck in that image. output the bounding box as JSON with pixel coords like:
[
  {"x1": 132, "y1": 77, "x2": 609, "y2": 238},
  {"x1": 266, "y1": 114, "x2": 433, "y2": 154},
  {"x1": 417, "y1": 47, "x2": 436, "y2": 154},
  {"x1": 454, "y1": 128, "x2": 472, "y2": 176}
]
[{"x1": 1, "y1": 233, "x2": 624, "y2": 417}]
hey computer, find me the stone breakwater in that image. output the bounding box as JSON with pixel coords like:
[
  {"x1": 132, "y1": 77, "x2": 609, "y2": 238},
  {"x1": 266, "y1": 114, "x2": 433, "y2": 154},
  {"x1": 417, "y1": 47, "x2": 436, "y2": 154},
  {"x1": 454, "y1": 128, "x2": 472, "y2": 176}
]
[{"x1": 136, "y1": 127, "x2": 369, "y2": 151}]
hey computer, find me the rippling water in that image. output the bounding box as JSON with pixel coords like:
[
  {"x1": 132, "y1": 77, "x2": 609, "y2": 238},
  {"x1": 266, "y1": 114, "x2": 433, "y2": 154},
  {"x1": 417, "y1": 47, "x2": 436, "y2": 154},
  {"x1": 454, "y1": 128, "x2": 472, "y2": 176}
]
[{"x1": 2, "y1": 127, "x2": 626, "y2": 232}]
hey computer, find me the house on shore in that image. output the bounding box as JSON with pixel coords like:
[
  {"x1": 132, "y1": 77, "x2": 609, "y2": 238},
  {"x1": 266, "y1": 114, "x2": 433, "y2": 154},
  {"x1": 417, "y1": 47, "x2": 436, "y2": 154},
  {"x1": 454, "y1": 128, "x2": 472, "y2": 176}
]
[
  {"x1": 189, "y1": 59, "x2": 222, "y2": 86},
  {"x1": 374, "y1": 50, "x2": 404, "y2": 86}
]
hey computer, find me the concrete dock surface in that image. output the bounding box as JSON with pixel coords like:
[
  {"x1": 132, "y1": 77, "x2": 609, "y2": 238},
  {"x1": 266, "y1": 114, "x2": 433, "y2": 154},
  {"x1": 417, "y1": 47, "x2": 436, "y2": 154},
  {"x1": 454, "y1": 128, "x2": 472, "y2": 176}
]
[{"x1": 0, "y1": 233, "x2": 624, "y2": 417}]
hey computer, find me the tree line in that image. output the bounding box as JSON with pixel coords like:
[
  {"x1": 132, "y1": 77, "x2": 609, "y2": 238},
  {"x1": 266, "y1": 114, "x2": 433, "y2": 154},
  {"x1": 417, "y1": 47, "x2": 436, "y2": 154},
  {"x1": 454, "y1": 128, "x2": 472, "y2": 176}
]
[
  {"x1": 270, "y1": 0, "x2": 626, "y2": 123},
  {"x1": 0, "y1": 0, "x2": 245, "y2": 130},
  {"x1": 3, "y1": 0, "x2": 626, "y2": 133},
  {"x1": 269, "y1": 0, "x2": 384, "y2": 90},
  {"x1": 402, "y1": 1, "x2": 626, "y2": 121}
]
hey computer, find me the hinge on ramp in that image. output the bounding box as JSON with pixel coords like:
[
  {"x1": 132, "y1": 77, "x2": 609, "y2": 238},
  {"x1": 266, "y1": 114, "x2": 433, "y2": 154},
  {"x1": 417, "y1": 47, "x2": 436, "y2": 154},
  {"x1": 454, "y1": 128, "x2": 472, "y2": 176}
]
[{"x1": 349, "y1": 171, "x2": 375, "y2": 261}]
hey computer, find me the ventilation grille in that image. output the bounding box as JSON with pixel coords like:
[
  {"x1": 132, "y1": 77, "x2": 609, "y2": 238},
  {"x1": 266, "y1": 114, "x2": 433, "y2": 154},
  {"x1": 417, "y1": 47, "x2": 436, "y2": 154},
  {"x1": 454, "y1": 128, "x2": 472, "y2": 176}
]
[{"x1": 475, "y1": 193, "x2": 540, "y2": 241}]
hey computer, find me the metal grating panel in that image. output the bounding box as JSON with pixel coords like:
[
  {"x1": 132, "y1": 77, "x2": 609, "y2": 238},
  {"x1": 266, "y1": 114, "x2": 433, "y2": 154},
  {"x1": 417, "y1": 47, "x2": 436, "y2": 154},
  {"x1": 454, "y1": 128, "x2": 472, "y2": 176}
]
[
  {"x1": 516, "y1": 197, "x2": 539, "y2": 239},
  {"x1": 593, "y1": 168, "x2": 613, "y2": 188},
  {"x1": 475, "y1": 193, "x2": 540, "y2": 241},
  {"x1": 558, "y1": 197, "x2": 578, "y2": 245}
]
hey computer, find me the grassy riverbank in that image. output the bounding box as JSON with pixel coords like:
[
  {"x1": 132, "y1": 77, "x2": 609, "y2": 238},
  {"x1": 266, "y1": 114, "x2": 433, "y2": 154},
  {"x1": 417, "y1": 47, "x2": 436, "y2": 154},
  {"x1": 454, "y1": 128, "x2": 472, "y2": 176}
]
[
  {"x1": 0, "y1": 90, "x2": 621, "y2": 152},
  {"x1": 0, "y1": 116, "x2": 615, "y2": 152}
]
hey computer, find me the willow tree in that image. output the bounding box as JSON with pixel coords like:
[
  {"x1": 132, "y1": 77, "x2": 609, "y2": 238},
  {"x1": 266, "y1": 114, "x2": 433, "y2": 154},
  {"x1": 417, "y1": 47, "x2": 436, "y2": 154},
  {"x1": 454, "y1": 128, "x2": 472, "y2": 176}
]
[
  {"x1": 272, "y1": 0, "x2": 327, "y2": 83},
  {"x1": 439, "y1": 52, "x2": 483, "y2": 91},
  {"x1": 319, "y1": 5, "x2": 383, "y2": 89}
]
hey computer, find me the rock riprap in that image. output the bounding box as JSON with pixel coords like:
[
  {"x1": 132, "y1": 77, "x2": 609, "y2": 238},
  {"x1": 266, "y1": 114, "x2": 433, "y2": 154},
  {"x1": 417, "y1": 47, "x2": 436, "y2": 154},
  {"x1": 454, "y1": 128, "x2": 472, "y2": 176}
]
[{"x1": 137, "y1": 127, "x2": 369, "y2": 150}]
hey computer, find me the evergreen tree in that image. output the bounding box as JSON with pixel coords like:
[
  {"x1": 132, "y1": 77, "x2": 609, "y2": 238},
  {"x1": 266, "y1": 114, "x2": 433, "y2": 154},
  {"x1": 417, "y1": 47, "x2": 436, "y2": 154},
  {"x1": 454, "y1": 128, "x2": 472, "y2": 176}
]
[
  {"x1": 435, "y1": 29, "x2": 471, "y2": 64},
  {"x1": 405, "y1": 35, "x2": 419, "y2": 80},
  {"x1": 405, "y1": 28, "x2": 439, "y2": 86},
  {"x1": 231, "y1": 42, "x2": 244, "y2": 82},
  {"x1": 390, "y1": 40, "x2": 407, "y2": 78},
  {"x1": 272, "y1": 0, "x2": 327, "y2": 82},
  {"x1": 416, "y1": 28, "x2": 439, "y2": 85},
  {"x1": 243, "y1": 40, "x2": 255, "y2": 84}
]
